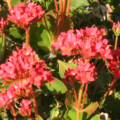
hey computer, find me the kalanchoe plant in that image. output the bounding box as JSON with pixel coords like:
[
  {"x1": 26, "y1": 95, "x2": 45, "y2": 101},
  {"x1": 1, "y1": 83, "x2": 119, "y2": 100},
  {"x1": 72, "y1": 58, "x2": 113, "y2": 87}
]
[
  {"x1": 7, "y1": 1, "x2": 45, "y2": 49},
  {"x1": 0, "y1": 17, "x2": 8, "y2": 33},
  {"x1": 1, "y1": 0, "x2": 120, "y2": 120},
  {"x1": 0, "y1": 45, "x2": 55, "y2": 119}
]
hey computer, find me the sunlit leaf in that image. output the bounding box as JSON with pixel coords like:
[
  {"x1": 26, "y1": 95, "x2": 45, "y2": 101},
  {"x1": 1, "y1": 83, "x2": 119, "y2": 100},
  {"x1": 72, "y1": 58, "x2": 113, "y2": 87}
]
[
  {"x1": 42, "y1": 78, "x2": 67, "y2": 94},
  {"x1": 82, "y1": 102, "x2": 99, "y2": 114},
  {"x1": 57, "y1": 60, "x2": 77, "y2": 78}
]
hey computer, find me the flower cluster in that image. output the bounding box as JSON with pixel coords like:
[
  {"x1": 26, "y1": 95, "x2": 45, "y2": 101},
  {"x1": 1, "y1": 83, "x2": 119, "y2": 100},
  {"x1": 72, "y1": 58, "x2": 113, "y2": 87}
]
[
  {"x1": 112, "y1": 21, "x2": 120, "y2": 36},
  {"x1": 0, "y1": 17, "x2": 8, "y2": 32},
  {"x1": 8, "y1": 1, "x2": 45, "y2": 29},
  {"x1": 63, "y1": 59, "x2": 97, "y2": 84},
  {"x1": 19, "y1": 99, "x2": 32, "y2": 117},
  {"x1": 0, "y1": 46, "x2": 55, "y2": 87},
  {"x1": 0, "y1": 83, "x2": 32, "y2": 107},
  {"x1": 52, "y1": 27, "x2": 112, "y2": 61},
  {"x1": 0, "y1": 46, "x2": 55, "y2": 116},
  {"x1": 107, "y1": 49, "x2": 120, "y2": 79}
]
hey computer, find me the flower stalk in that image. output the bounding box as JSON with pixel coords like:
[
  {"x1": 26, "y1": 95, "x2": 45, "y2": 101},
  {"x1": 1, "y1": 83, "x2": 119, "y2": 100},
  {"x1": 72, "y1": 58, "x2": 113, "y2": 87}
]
[
  {"x1": 25, "y1": 28, "x2": 29, "y2": 49},
  {"x1": 31, "y1": 85, "x2": 39, "y2": 120},
  {"x1": 77, "y1": 84, "x2": 84, "y2": 120},
  {"x1": 5, "y1": 0, "x2": 12, "y2": 9},
  {"x1": 114, "y1": 36, "x2": 118, "y2": 50},
  {"x1": 81, "y1": 83, "x2": 88, "y2": 110},
  {"x1": 99, "y1": 78, "x2": 116, "y2": 104},
  {"x1": 11, "y1": 106, "x2": 16, "y2": 120},
  {"x1": 71, "y1": 84, "x2": 78, "y2": 108}
]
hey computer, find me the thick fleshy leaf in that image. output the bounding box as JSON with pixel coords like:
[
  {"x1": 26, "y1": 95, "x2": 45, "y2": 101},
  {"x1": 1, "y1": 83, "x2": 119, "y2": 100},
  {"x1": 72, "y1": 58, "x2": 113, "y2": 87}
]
[
  {"x1": 11, "y1": 0, "x2": 22, "y2": 6},
  {"x1": 50, "y1": 107, "x2": 59, "y2": 120},
  {"x1": 90, "y1": 114, "x2": 100, "y2": 120},
  {"x1": 57, "y1": 60, "x2": 77, "y2": 78},
  {"x1": 104, "y1": 95, "x2": 120, "y2": 114},
  {"x1": 38, "y1": 115, "x2": 43, "y2": 120},
  {"x1": 82, "y1": 102, "x2": 99, "y2": 114},
  {"x1": 9, "y1": 27, "x2": 25, "y2": 40},
  {"x1": 42, "y1": 78, "x2": 67, "y2": 94},
  {"x1": 29, "y1": 10, "x2": 73, "y2": 52},
  {"x1": 34, "y1": 89, "x2": 43, "y2": 98},
  {"x1": 29, "y1": 16, "x2": 54, "y2": 52},
  {"x1": 67, "y1": 109, "x2": 90, "y2": 120},
  {"x1": 0, "y1": 34, "x2": 6, "y2": 62},
  {"x1": 66, "y1": 91, "x2": 75, "y2": 109},
  {"x1": 71, "y1": 0, "x2": 98, "y2": 9},
  {"x1": 0, "y1": 108, "x2": 8, "y2": 120}
]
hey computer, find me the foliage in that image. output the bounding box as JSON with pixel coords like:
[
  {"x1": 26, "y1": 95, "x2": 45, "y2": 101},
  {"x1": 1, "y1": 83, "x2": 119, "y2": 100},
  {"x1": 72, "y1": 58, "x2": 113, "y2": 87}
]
[{"x1": 0, "y1": 0, "x2": 119, "y2": 120}]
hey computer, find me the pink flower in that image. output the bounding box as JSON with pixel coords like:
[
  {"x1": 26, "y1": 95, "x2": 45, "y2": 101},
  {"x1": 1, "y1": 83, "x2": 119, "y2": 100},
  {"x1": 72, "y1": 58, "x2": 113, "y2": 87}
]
[
  {"x1": 107, "y1": 48, "x2": 120, "y2": 79},
  {"x1": 63, "y1": 59, "x2": 97, "y2": 84},
  {"x1": 8, "y1": 2, "x2": 45, "y2": 29},
  {"x1": 0, "y1": 46, "x2": 55, "y2": 88},
  {"x1": 19, "y1": 99, "x2": 32, "y2": 117},
  {"x1": 52, "y1": 27, "x2": 112, "y2": 61},
  {"x1": 75, "y1": 60, "x2": 97, "y2": 84},
  {"x1": 0, "y1": 17, "x2": 8, "y2": 31},
  {"x1": 112, "y1": 21, "x2": 120, "y2": 36}
]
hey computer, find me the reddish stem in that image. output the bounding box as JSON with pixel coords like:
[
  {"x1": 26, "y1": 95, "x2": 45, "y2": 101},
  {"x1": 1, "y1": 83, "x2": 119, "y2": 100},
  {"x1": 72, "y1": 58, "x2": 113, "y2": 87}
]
[
  {"x1": 61, "y1": 0, "x2": 67, "y2": 27},
  {"x1": 114, "y1": 36, "x2": 118, "y2": 50},
  {"x1": 71, "y1": 84, "x2": 78, "y2": 108},
  {"x1": 0, "y1": 32, "x2": 6, "y2": 63},
  {"x1": 55, "y1": 0, "x2": 63, "y2": 37},
  {"x1": 77, "y1": 84, "x2": 84, "y2": 120},
  {"x1": 11, "y1": 106, "x2": 16, "y2": 120},
  {"x1": 30, "y1": 116, "x2": 33, "y2": 120},
  {"x1": 62, "y1": 0, "x2": 71, "y2": 31},
  {"x1": 99, "y1": 79, "x2": 116, "y2": 104},
  {"x1": 25, "y1": 28, "x2": 29, "y2": 49},
  {"x1": 44, "y1": 16, "x2": 51, "y2": 41},
  {"x1": 53, "y1": 0, "x2": 59, "y2": 38},
  {"x1": 31, "y1": 85, "x2": 39, "y2": 120},
  {"x1": 81, "y1": 83, "x2": 88, "y2": 110},
  {"x1": 6, "y1": 0, "x2": 12, "y2": 9}
]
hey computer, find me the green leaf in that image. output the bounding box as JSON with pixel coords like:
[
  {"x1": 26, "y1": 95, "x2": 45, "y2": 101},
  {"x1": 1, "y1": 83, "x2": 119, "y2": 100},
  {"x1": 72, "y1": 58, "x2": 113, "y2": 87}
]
[
  {"x1": 9, "y1": 27, "x2": 25, "y2": 40},
  {"x1": 90, "y1": 114, "x2": 100, "y2": 120},
  {"x1": 82, "y1": 102, "x2": 99, "y2": 114},
  {"x1": 50, "y1": 107, "x2": 59, "y2": 120},
  {"x1": 0, "y1": 34, "x2": 6, "y2": 62},
  {"x1": 104, "y1": 95, "x2": 120, "y2": 114},
  {"x1": 66, "y1": 91, "x2": 75, "y2": 109},
  {"x1": 29, "y1": 15, "x2": 54, "y2": 52},
  {"x1": 99, "y1": 98, "x2": 106, "y2": 109},
  {"x1": 0, "y1": 108, "x2": 8, "y2": 120},
  {"x1": 67, "y1": 109, "x2": 90, "y2": 120},
  {"x1": 57, "y1": 60, "x2": 77, "y2": 78},
  {"x1": 115, "y1": 92, "x2": 120, "y2": 99},
  {"x1": 63, "y1": 112, "x2": 71, "y2": 120},
  {"x1": 38, "y1": 115, "x2": 43, "y2": 120},
  {"x1": 70, "y1": 0, "x2": 98, "y2": 9},
  {"x1": 42, "y1": 78, "x2": 67, "y2": 94},
  {"x1": 11, "y1": 0, "x2": 23, "y2": 6},
  {"x1": 34, "y1": 89, "x2": 42, "y2": 98}
]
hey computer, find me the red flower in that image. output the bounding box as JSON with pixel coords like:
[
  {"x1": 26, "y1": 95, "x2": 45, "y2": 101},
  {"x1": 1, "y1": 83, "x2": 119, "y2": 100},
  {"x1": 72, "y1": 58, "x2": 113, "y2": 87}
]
[
  {"x1": 0, "y1": 46, "x2": 55, "y2": 87},
  {"x1": 112, "y1": 21, "x2": 120, "y2": 36},
  {"x1": 107, "y1": 48, "x2": 120, "y2": 79},
  {"x1": 52, "y1": 27, "x2": 112, "y2": 61},
  {"x1": 63, "y1": 59, "x2": 97, "y2": 84},
  {"x1": 19, "y1": 99, "x2": 32, "y2": 117},
  {"x1": 0, "y1": 17, "x2": 8, "y2": 32},
  {"x1": 8, "y1": 2, "x2": 45, "y2": 29}
]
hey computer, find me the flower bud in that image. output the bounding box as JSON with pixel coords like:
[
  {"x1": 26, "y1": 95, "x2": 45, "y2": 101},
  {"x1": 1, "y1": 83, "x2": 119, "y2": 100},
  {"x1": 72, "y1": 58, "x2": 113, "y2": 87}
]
[{"x1": 112, "y1": 21, "x2": 120, "y2": 36}]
